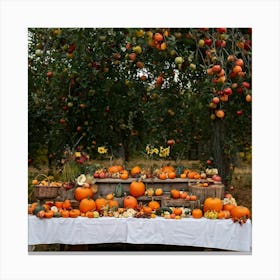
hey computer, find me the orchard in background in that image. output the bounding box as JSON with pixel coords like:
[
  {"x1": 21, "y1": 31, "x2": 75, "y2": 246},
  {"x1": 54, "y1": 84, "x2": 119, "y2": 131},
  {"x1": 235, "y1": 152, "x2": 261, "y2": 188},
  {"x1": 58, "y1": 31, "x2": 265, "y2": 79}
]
[{"x1": 28, "y1": 28, "x2": 251, "y2": 187}]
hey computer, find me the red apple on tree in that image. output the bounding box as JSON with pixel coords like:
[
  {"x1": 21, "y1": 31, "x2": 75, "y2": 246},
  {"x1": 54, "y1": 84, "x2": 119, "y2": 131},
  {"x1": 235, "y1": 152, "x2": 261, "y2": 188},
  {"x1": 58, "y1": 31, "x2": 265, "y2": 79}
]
[
  {"x1": 204, "y1": 38, "x2": 212, "y2": 46},
  {"x1": 167, "y1": 139, "x2": 175, "y2": 146}
]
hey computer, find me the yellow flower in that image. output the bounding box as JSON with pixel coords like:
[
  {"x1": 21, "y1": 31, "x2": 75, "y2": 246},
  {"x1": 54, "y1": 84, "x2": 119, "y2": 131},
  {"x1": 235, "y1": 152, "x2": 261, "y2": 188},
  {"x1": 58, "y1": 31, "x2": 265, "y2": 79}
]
[
  {"x1": 74, "y1": 152, "x2": 81, "y2": 158},
  {"x1": 98, "y1": 146, "x2": 108, "y2": 154},
  {"x1": 146, "y1": 145, "x2": 151, "y2": 155},
  {"x1": 152, "y1": 148, "x2": 159, "y2": 155},
  {"x1": 159, "y1": 146, "x2": 170, "y2": 158}
]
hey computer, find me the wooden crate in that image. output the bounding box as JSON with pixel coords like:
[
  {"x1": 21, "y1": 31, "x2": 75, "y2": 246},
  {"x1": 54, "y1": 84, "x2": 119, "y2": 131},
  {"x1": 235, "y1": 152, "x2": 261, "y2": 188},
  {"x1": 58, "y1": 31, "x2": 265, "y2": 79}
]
[
  {"x1": 161, "y1": 198, "x2": 200, "y2": 209},
  {"x1": 188, "y1": 183, "x2": 224, "y2": 203},
  {"x1": 136, "y1": 195, "x2": 200, "y2": 210}
]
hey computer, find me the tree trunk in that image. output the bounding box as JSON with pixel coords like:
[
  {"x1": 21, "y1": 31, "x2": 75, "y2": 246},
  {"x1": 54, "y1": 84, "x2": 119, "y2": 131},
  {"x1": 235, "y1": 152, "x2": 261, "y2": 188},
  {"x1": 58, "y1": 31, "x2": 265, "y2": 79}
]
[{"x1": 212, "y1": 120, "x2": 232, "y2": 189}]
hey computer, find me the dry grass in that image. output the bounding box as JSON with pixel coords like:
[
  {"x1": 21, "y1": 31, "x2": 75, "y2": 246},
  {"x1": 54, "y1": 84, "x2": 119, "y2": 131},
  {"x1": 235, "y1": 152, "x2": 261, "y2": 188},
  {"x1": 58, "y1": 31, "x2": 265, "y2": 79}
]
[{"x1": 230, "y1": 163, "x2": 252, "y2": 212}]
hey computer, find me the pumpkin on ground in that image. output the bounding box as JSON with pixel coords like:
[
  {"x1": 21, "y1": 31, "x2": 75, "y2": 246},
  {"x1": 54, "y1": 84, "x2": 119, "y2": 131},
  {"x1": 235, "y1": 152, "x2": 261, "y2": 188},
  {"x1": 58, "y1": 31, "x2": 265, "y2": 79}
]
[
  {"x1": 129, "y1": 180, "x2": 145, "y2": 197},
  {"x1": 203, "y1": 197, "x2": 223, "y2": 212},
  {"x1": 79, "y1": 197, "x2": 96, "y2": 213},
  {"x1": 123, "y1": 195, "x2": 138, "y2": 209}
]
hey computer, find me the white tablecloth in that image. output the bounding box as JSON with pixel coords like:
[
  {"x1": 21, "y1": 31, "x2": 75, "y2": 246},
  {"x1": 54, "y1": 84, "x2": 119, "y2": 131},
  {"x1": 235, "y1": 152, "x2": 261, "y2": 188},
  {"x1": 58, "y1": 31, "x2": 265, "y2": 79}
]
[{"x1": 28, "y1": 216, "x2": 252, "y2": 252}]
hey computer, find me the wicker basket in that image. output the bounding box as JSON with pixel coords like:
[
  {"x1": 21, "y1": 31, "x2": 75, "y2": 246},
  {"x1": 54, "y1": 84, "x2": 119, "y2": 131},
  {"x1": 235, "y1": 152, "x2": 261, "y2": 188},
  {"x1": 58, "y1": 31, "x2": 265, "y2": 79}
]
[{"x1": 34, "y1": 174, "x2": 62, "y2": 199}]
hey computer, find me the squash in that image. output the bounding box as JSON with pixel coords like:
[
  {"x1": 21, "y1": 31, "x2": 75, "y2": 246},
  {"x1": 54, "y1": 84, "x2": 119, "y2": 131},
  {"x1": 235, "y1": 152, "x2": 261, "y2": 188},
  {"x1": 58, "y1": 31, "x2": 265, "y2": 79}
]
[
  {"x1": 53, "y1": 211, "x2": 62, "y2": 218},
  {"x1": 33, "y1": 205, "x2": 46, "y2": 216},
  {"x1": 114, "y1": 183, "x2": 123, "y2": 198},
  {"x1": 155, "y1": 207, "x2": 172, "y2": 216},
  {"x1": 76, "y1": 174, "x2": 87, "y2": 186}
]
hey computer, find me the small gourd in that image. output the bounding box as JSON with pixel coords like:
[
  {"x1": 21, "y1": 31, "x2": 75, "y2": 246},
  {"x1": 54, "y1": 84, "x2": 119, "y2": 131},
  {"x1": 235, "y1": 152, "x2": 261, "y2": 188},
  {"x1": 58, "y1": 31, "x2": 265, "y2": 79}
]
[{"x1": 114, "y1": 183, "x2": 123, "y2": 198}]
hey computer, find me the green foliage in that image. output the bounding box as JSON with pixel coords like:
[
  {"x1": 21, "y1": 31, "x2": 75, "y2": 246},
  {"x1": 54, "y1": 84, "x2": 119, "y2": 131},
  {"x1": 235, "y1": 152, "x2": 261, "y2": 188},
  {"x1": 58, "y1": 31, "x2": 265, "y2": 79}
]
[{"x1": 28, "y1": 28, "x2": 252, "y2": 186}]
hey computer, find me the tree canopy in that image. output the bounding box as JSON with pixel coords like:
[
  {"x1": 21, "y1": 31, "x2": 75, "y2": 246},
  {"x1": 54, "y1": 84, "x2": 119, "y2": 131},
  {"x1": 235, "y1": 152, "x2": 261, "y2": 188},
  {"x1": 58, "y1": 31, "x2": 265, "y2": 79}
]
[{"x1": 28, "y1": 28, "x2": 252, "y2": 186}]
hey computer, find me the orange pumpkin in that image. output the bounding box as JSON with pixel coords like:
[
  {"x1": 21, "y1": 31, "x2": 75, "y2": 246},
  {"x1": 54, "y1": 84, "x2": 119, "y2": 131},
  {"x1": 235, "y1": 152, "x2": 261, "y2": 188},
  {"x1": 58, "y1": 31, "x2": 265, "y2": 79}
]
[
  {"x1": 155, "y1": 188, "x2": 163, "y2": 196},
  {"x1": 79, "y1": 197, "x2": 96, "y2": 213},
  {"x1": 223, "y1": 204, "x2": 235, "y2": 213},
  {"x1": 148, "y1": 200, "x2": 160, "y2": 210},
  {"x1": 123, "y1": 195, "x2": 138, "y2": 209},
  {"x1": 129, "y1": 181, "x2": 145, "y2": 197},
  {"x1": 120, "y1": 171, "x2": 129, "y2": 180},
  {"x1": 231, "y1": 206, "x2": 250, "y2": 220},
  {"x1": 106, "y1": 193, "x2": 114, "y2": 200},
  {"x1": 44, "y1": 210, "x2": 54, "y2": 218},
  {"x1": 159, "y1": 172, "x2": 167, "y2": 180},
  {"x1": 180, "y1": 191, "x2": 188, "y2": 199},
  {"x1": 62, "y1": 199, "x2": 71, "y2": 210},
  {"x1": 190, "y1": 195, "x2": 197, "y2": 201},
  {"x1": 192, "y1": 208, "x2": 203, "y2": 219},
  {"x1": 61, "y1": 210, "x2": 69, "y2": 218},
  {"x1": 28, "y1": 206, "x2": 34, "y2": 215},
  {"x1": 173, "y1": 208, "x2": 183, "y2": 216},
  {"x1": 218, "y1": 210, "x2": 231, "y2": 219},
  {"x1": 74, "y1": 186, "x2": 93, "y2": 201},
  {"x1": 108, "y1": 200, "x2": 119, "y2": 208},
  {"x1": 203, "y1": 197, "x2": 223, "y2": 212},
  {"x1": 187, "y1": 172, "x2": 196, "y2": 179},
  {"x1": 108, "y1": 165, "x2": 123, "y2": 173},
  {"x1": 55, "y1": 201, "x2": 63, "y2": 208},
  {"x1": 142, "y1": 206, "x2": 152, "y2": 214},
  {"x1": 168, "y1": 172, "x2": 176, "y2": 179},
  {"x1": 161, "y1": 166, "x2": 175, "y2": 173},
  {"x1": 130, "y1": 166, "x2": 142, "y2": 176},
  {"x1": 170, "y1": 189, "x2": 180, "y2": 199},
  {"x1": 69, "y1": 209, "x2": 80, "y2": 218},
  {"x1": 217, "y1": 211, "x2": 226, "y2": 219},
  {"x1": 86, "y1": 211, "x2": 94, "y2": 218},
  {"x1": 95, "y1": 197, "x2": 107, "y2": 211}
]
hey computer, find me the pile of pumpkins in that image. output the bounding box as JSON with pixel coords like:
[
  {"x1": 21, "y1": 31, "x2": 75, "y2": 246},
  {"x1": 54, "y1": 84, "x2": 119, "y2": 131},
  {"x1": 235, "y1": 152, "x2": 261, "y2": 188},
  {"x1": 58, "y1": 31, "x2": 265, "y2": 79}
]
[
  {"x1": 29, "y1": 178, "x2": 250, "y2": 224},
  {"x1": 91, "y1": 165, "x2": 216, "y2": 181}
]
